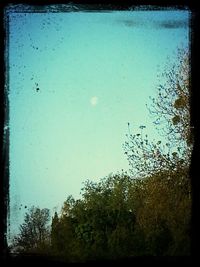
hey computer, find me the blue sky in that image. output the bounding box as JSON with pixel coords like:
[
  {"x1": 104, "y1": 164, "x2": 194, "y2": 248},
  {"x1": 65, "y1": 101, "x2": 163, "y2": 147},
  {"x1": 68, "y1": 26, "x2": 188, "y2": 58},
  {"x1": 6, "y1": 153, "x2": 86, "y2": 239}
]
[{"x1": 6, "y1": 7, "x2": 190, "y2": 239}]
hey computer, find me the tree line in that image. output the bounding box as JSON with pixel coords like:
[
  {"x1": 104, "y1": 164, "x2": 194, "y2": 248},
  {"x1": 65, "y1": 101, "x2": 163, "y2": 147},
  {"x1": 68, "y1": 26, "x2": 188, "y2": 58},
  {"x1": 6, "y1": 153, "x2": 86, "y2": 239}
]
[{"x1": 10, "y1": 47, "x2": 192, "y2": 261}]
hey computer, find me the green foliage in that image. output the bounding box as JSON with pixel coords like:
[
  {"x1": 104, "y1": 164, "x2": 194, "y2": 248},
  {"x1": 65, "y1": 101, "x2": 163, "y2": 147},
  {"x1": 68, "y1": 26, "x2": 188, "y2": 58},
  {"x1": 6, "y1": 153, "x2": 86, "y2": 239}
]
[
  {"x1": 48, "y1": 169, "x2": 191, "y2": 261},
  {"x1": 12, "y1": 206, "x2": 50, "y2": 253},
  {"x1": 12, "y1": 170, "x2": 191, "y2": 260}
]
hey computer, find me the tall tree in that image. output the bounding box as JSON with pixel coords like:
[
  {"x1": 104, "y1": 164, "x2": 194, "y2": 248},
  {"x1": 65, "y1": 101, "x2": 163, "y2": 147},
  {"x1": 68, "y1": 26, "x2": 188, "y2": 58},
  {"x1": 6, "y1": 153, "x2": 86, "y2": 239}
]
[
  {"x1": 123, "y1": 47, "x2": 192, "y2": 256},
  {"x1": 148, "y1": 48, "x2": 192, "y2": 159},
  {"x1": 12, "y1": 206, "x2": 50, "y2": 253},
  {"x1": 124, "y1": 47, "x2": 192, "y2": 178}
]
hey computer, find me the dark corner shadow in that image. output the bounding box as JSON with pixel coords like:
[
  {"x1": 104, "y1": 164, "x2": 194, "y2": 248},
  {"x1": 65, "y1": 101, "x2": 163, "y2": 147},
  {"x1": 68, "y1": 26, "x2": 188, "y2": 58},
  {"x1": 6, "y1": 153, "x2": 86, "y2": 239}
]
[{"x1": 3, "y1": 253, "x2": 194, "y2": 266}]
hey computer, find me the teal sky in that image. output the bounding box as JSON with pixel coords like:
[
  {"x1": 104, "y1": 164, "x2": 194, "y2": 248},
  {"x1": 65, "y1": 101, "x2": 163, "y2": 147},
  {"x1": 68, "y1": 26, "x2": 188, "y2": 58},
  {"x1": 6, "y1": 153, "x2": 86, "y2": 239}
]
[{"x1": 6, "y1": 8, "x2": 190, "y2": 239}]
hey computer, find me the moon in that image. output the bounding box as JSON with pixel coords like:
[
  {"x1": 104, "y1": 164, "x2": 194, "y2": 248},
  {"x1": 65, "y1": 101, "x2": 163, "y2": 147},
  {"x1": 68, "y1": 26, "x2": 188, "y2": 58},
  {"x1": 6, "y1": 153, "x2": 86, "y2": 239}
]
[{"x1": 90, "y1": 96, "x2": 98, "y2": 106}]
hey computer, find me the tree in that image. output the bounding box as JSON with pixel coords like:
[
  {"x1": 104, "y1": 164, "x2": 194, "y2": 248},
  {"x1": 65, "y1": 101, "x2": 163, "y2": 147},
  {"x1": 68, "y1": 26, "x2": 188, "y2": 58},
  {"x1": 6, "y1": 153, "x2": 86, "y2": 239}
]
[
  {"x1": 148, "y1": 47, "x2": 192, "y2": 159},
  {"x1": 123, "y1": 47, "x2": 192, "y2": 256},
  {"x1": 12, "y1": 206, "x2": 50, "y2": 253},
  {"x1": 133, "y1": 172, "x2": 191, "y2": 255},
  {"x1": 124, "y1": 47, "x2": 192, "y2": 178},
  {"x1": 49, "y1": 173, "x2": 137, "y2": 261},
  {"x1": 51, "y1": 199, "x2": 79, "y2": 262}
]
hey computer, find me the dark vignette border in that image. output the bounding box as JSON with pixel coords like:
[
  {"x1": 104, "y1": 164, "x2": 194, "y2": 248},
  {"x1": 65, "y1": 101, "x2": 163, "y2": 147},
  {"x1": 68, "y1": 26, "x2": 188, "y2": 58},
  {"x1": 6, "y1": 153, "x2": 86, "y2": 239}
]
[{"x1": 0, "y1": 0, "x2": 199, "y2": 266}]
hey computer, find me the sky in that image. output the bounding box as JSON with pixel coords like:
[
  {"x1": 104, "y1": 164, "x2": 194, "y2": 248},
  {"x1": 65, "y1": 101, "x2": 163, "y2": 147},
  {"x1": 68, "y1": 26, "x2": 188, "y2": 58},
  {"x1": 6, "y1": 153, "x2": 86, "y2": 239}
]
[{"x1": 5, "y1": 6, "x2": 190, "y2": 240}]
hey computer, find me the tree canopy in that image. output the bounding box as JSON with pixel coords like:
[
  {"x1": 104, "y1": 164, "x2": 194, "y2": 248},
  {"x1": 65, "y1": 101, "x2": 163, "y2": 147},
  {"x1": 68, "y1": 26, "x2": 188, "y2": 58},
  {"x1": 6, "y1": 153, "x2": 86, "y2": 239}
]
[{"x1": 11, "y1": 206, "x2": 50, "y2": 254}]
